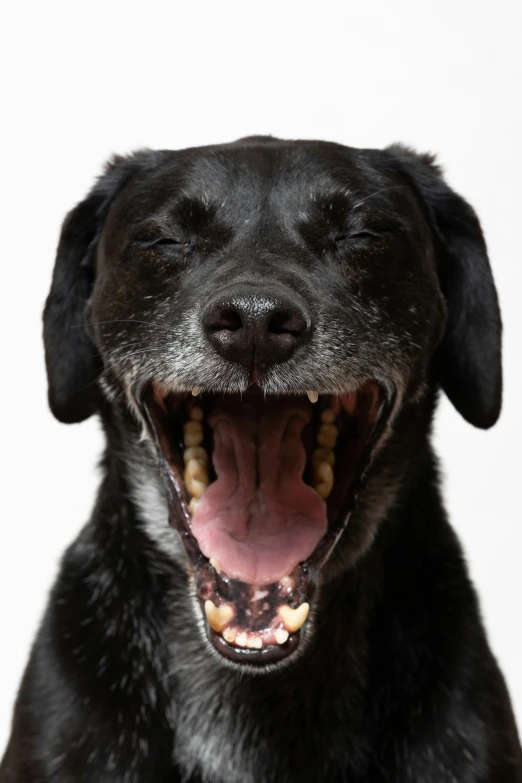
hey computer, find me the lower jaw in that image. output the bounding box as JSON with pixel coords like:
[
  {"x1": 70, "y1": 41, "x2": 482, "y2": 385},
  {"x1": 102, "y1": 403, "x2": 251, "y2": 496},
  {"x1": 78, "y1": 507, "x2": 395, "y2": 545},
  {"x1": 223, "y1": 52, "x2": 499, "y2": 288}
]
[{"x1": 144, "y1": 383, "x2": 390, "y2": 666}]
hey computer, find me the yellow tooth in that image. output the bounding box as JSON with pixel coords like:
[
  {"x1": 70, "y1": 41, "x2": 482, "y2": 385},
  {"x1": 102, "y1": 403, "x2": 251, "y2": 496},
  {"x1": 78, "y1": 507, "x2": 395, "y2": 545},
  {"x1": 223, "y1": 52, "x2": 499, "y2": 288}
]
[
  {"x1": 204, "y1": 600, "x2": 234, "y2": 633},
  {"x1": 313, "y1": 461, "x2": 334, "y2": 499},
  {"x1": 317, "y1": 423, "x2": 338, "y2": 449},
  {"x1": 223, "y1": 627, "x2": 236, "y2": 644},
  {"x1": 192, "y1": 387, "x2": 202, "y2": 396},
  {"x1": 307, "y1": 391, "x2": 319, "y2": 404},
  {"x1": 209, "y1": 557, "x2": 221, "y2": 572},
  {"x1": 185, "y1": 458, "x2": 208, "y2": 481},
  {"x1": 184, "y1": 420, "x2": 203, "y2": 447},
  {"x1": 246, "y1": 635, "x2": 262, "y2": 649},
  {"x1": 320, "y1": 408, "x2": 336, "y2": 424},
  {"x1": 312, "y1": 448, "x2": 335, "y2": 466},
  {"x1": 190, "y1": 406, "x2": 204, "y2": 421},
  {"x1": 185, "y1": 458, "x2": 209, "y2": 498},
  {"x1": 235, "y1": 632, "x2": 248, "y2": 647},
  {"x1": 275, "y1": 628, "x2": 289, "y2": 645},
  {"x1": 279, "y1": 602, "x2": 310, "y2": 633},
  {"x1": 183, "y1": 446, "x2": 208, "y2": 466},
  {"x1": 186, "y1": 478, "x2": 208, "y2": 498},
  {"x1": 188, "y1": 497, "x2": 200, "y2": 515}
]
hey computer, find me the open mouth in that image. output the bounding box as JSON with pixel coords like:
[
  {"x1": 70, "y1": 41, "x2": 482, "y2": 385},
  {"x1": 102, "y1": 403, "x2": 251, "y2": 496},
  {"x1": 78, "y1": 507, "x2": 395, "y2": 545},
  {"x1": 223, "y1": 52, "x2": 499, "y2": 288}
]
[{"x1": 143, "y1": 382, "x2": 389, "y2": 666}]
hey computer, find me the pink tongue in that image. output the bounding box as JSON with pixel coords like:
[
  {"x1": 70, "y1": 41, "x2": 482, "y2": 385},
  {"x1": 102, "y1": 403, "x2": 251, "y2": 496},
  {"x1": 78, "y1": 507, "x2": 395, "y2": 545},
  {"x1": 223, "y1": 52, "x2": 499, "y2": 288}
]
[{"x1": 191, "y1": 397, "x2": 327, "y2": 584}]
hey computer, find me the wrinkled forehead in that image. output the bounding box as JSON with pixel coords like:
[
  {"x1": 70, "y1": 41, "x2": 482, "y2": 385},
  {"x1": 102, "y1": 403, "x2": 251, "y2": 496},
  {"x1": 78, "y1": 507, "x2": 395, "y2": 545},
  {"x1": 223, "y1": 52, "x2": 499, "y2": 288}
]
[{"x1": 108, "y1": 142, "x2": 416, "y2": 231}]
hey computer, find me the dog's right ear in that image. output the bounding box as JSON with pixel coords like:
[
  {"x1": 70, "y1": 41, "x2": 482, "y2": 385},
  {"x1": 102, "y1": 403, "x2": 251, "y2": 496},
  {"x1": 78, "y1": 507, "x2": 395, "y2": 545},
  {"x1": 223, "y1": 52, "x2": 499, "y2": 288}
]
[{"x1": 43, "y1": 152, "x2": 152, "y2": 423}]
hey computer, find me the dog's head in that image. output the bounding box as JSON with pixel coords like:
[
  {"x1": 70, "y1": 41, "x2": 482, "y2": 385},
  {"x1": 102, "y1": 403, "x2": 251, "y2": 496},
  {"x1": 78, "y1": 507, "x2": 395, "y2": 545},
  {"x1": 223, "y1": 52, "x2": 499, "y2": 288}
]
[{"x1": 44, "y1": 137, "x2": 501, "y2": 668}]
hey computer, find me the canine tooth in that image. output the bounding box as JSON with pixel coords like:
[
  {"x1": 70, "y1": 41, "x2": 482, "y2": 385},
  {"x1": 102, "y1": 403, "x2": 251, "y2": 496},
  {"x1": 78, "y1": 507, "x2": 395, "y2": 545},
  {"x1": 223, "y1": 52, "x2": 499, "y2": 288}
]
[
  {"x1": 209, "y1": 557, "x2": 221, "y2": 572},
  {"x1": 313, "y1": 461, "x2": 334, "y2": 499},
  {"x1": 204, "y1": 600, "x2": 234, "y2": 633},
  {"x1": 280, "y1": 575, "x2": 292, "y2": 586},
  {"x1": 184, "y1": 420, "x2": 203, "y2": 447},
  {"x1": 320, "y1": 408, "x2": 336, "y2": 424},
  {"x1": 246, "y1": 635, "x2": 262, "y2": 649},
  {"x1": 183, "y1": 446, "x2": 209, "y2": 466},
  {"x1": 192, "y1": 387, "x2": 202, "y2": 396},
  {"x1": 235, "y1": 632, "x2": 248, "y2": 647},
  {"x1": 312, "y1": 448, "x2": 335, "y2": 466},
  {"x1": 189, "y1": 497, "x2": 200, "y2": 515},
  {"x1": 279, "y1": 602, "x2": 310, "y2": 633},
  {"x1": 317, "y1": 423, "x2": 338, "y2": 449},
  {"x1": 190, "y1": 406, "x2": 204, "y2": 421},
  {"x1": 223, "y1": 627, "x2": 236, "y2": 644},
  {"x1": 307, "y1": 391, "x2": 319, "y2": 404},
  {"x1": 275, "y1": 629, "x2": 289, "y2": 645}
]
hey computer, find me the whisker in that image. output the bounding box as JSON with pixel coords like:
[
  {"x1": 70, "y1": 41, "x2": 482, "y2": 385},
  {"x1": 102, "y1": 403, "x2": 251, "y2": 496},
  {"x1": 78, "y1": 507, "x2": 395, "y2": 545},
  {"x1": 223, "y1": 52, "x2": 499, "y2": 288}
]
[
  {"x1": 97, "y1": 349, "x2": 161, "y2": 380},
  {"x1": 74, "y1": 319, "x2": 175, "y2": 334}
]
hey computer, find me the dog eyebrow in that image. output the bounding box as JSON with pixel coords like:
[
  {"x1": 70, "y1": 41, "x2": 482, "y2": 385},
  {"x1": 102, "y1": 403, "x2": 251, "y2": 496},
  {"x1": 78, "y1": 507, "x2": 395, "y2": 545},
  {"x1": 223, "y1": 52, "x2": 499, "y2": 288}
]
[{"x1": 351, "y1": 185, "x2": 411, "y2": 211}]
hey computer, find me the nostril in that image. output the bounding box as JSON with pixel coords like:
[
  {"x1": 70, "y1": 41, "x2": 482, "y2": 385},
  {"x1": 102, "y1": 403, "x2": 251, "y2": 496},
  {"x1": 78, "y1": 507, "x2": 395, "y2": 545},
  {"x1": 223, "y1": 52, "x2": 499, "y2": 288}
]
[
  {"x1": 205, "y1": 305, "x2": 243, "y2": 333},
  {"x1": 269, "y1": 308, "x2": 308, "y2": 337}
]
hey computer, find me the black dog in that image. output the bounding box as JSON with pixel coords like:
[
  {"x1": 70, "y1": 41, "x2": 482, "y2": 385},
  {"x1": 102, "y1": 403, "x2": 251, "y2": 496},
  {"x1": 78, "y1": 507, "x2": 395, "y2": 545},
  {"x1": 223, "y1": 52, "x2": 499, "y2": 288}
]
[{"x1": 2, "y1": 137, "x2": 520, "y2": 782}]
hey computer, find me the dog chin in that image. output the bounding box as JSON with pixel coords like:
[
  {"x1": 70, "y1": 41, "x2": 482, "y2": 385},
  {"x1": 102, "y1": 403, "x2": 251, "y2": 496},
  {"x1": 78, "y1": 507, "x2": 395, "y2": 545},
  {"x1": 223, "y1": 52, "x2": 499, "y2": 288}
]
[{"x1": 134, "y1": 380, "x2": 392, "y2": 667}]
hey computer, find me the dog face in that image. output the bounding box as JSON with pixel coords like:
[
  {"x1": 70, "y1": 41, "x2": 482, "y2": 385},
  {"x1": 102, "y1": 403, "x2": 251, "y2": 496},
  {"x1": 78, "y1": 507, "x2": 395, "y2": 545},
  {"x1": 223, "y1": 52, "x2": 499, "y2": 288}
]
[{"x1": 43, "y1": 137, "x2": 501, "y2": 668}]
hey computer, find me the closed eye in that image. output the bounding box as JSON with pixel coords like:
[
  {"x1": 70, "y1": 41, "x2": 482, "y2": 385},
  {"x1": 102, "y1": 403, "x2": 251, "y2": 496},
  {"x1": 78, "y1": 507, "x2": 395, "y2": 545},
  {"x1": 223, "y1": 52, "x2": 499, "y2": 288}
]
[
  {"x1": 134, "y1": 235, "x2": 185, "y2": 249},
  {"x1": 334, "y1": 225, "x2": 401, "y2": 246},
  {"x1": 335, "y1": 230, "x2": 386, "y2": 243},
  {"x1": 151, "y1": 237, "x2": 184, "y2": 247}
]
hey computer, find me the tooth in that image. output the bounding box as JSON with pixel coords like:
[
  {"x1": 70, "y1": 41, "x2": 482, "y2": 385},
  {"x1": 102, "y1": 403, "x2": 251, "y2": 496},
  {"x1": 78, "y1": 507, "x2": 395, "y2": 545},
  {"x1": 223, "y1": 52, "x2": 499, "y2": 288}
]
[
  {"x1": 313, "y1": 461, "x2": 334, "y2": 499},
  {"x1": 246, "y1": 635, "x2": 262, "y2": 649},
  {"x1": 190, "y1": 406, "x2": 204, "y2": 421},
  {"x1": 184, "y1": 420, "x2": 203, "y2": 447},
  {"x1": 307, "y1": 391, "x2": 319, "y2": 404},
  {"x1": 312, "y1": 447, "x2": 335, "y2": 466},
  {"x1": 192, "y1": 387, "x2": 202, "y2": 396},
  {"x1": 185, "y1": 458, "x2": 209, "y2": 494},
  {"x1": 320, "y1": 408, "x2": 336, "y2": 424},
  {"x1": 186, "y1": 478, "x2": 208, "y2": 498},
  {"x1": 235, "y1": 632, "x2": 248, "y2": 647},
  {"x1": 209, "y1": 557, "x2": 221, "y2": 572},
  {"x1": 204, "y1": 600, "x2": 234, "y2": 633},
  {"x1": 185, "y1": 458, "x2": 208, "y2": 482},
  {"x1": 280, "y1": 575, "x2": 292, "y2": 586},
  {"x1": 317, "y1": 423, "x2": 338, "y2": 449},
  {"x1": 279, "y1": 602, "x2": 310, "y2": 633},
  {"x1": 183, "y1": 446, "x2": 209, "y2": 466},
  {"x1": 223, "y1": 627, "x2": 236, "y2": 644},
  {"x1": 185, "y1": 459, "x2": 209, "y2": 498},
  {"x1": 274, "y1": 628, "x2": 289, "y2": 645},
  {"x1": 189, "y1": 497, "x2": 200, "y2": 515}
]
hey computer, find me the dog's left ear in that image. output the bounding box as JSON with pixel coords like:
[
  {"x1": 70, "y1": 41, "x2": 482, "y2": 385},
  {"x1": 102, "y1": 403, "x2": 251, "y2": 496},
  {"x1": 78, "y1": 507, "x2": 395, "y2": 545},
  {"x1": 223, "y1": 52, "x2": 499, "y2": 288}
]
[
  {"x1": 43, "y1": 151, "x2": 155, "y2": 424},
  {"x1": 387, "y1": 145, "x2": 502, "y2": 429}
]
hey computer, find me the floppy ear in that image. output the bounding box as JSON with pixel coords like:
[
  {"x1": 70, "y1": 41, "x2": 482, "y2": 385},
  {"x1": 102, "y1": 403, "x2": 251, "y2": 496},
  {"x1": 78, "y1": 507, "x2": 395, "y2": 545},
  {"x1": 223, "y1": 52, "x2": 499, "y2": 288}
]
[
  {"x1": 43, "y1": 152, "x2": 153, "y2": 423},
  {"x1": 387, "y1": 145, "x2": 502, "y2": 429}
]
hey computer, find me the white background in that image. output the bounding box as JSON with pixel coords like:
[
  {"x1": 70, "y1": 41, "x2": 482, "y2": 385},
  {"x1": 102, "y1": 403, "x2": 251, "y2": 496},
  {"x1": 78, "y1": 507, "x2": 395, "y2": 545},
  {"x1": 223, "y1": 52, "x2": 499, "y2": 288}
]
[{"x1": 1, "y1": 0, "x2": 521, "y2": 755}]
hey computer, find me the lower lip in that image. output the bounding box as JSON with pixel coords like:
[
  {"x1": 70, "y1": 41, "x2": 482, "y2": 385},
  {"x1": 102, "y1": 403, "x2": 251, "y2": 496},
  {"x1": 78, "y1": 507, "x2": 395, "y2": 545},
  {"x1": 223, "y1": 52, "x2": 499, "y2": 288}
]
[{"x1": 210, "y1": 629, "x2": 301, "y2": 664}]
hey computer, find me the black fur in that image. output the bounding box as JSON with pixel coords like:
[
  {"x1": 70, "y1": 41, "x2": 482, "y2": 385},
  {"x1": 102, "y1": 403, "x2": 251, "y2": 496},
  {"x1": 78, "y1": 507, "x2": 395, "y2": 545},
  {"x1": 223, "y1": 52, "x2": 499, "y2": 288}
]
[{"x1": 2, "y1": 137, "x2": 520, "y2": 782}]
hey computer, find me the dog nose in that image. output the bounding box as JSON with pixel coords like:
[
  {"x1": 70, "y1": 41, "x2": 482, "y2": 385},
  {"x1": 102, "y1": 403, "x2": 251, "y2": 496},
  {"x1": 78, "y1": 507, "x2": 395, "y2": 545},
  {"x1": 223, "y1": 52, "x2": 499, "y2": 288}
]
[{"x1": 202, "y1": 289, "x2": 310, "y2": 369}]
